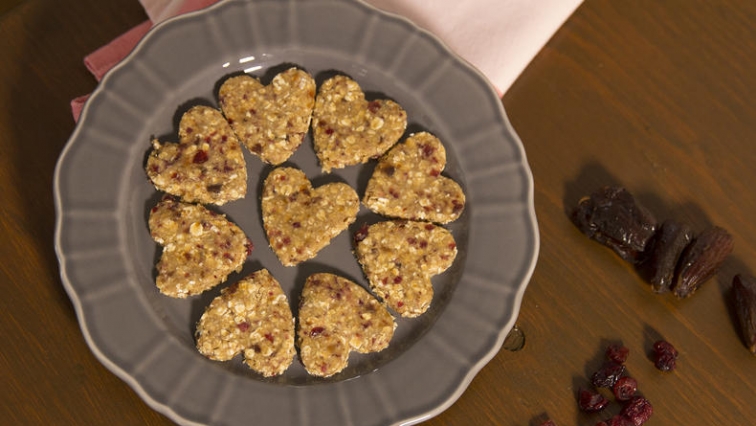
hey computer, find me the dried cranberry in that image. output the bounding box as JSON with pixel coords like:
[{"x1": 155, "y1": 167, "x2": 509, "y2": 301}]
[
  {"x1": 577, "y1": 388, "x2": 609, "y2": 412},
  {"x1": 354, "y1": 223, "x2": 370, "y2": 243},
  {"x1": 605, "y1": 415, "x2": 634, "y2": 426},
  {"x1": 612, "y1": 376, "x2": 637, "y2": 401},
  {"x1": 539, "y1": 420, "x2": 557, "y2": 426},
  {"x1": 192, "y1": 150, "x2": 209, "y2": 164},
  {"x1": 452, "y1": 199, "x2": 464, "y2": 213},
  {"x1": 421, "y1": 143, "x2": 436, "y2": 158},
  {"x1": 591, "y1": 361, "x2": 626, "y2": 388},
  {"x1": 621, "y1": 396, "x2": 653, "y2": 425},
  {"x1": 606, "y1": 344, "x2": 630, "y2": 364},
  {"x1": 237, "y1": 321, "x2": 250, "y2": 332},
  {"x1": 309, "y1": 327, "x2": 325, "y2": 337},
  {"x1": 652, "y1": 340, "x2": 678, "y2": 371},
  {"x1": 367, "y1": 100, "x2": 381, "y2": 113}
]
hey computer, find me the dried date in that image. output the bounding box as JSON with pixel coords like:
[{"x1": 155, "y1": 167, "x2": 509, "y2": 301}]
[
  {"x1": 572, "y1": 186, "x2": 657, "y2": 263},
  {"x1": 637, "y1": 220, "x2": 693, "y2": 293},
  {"x1": 733, "y1": 274, "x2": 756, "y2": 355},
  {"x1": 672, "y1": 226, "x2": 734, "y2": 298}
]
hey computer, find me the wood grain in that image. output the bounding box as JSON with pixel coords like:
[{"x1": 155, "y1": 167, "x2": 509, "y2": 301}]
[{"x1": 2, "y1": 0, "x2": 754, "y2": 425}]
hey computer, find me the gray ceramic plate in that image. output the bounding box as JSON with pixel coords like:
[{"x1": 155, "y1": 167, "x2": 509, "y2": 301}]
[{"x1": 54, "y1": 0, "x2": 539, "y2": 424}]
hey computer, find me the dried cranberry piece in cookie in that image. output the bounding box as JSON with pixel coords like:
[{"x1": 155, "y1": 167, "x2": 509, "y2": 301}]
[
  {"x1": 312, "y1": 74, "x2": 406, "y2": 172},
  {"x1": 297, "y1": 273, "x2": 396, "y2": 377},
  {"x1": 219, "y1": 67, "x2": 315, "y2": 165},
  {"x1": 261, "y1": 167, "x2": 359, "y2": 266},
  {"x1": 195, "y1": 269, "x2": 295, "y2": 377},
  {"x1": 363, "y1": 132, "x2": 465, "y2": 224},
  {"x1": 146, "y1": 105, "x2": 247, "y2": 205},
  {"x1": 148, "y1": 196, "x2": 252, "y2": 298},
  {"x1": 354, "y1": 220, "x2": 457, "y2": 317}
]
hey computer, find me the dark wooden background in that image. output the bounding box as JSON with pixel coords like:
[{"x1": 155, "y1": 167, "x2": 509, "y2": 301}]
[{"x1": 2, "y1": 0, "x2": 755, "y2": 424}]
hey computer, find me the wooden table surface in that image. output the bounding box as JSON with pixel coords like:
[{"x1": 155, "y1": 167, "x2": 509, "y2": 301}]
[{"x1": 2, "y1": 0, "x2": 755, "y2": 424}]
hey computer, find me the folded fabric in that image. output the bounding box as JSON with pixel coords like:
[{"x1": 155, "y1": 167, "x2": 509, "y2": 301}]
[
  {"x1": 364, "y1": 0, "x2": 582, "y2": 96},
  {"x1": 71, "y1": 1, "x2": 216, "y2": 121},
  {"x1": 72, "y1": 0, "x2": 582, "y2": 121}
]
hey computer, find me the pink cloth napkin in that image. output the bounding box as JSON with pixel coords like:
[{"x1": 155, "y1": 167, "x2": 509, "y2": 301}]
[{"x1": 71, "y1": 0, "x2": 582, "y2": 121}]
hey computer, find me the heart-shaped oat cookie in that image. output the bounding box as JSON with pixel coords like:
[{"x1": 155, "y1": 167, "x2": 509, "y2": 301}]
[
  {"x1": 312, "y1": 75, "x2": 407, "y2": 172},
  {"x1": 363, "y1": 132, "x2": 465, "y2": 224},
  {"x1": 195, "y1": 269, "x2": 295, "y2": 377},
  {"x1": 146, "y1": 105, "x2": 247, "y2": 205},
  {"x1": 354, "y1": 220, "x2": 457, "y2": 317},
  {"x1": 148, "y1": 196, "x2": 252, "y2": 298},
  {"x1": 297, "y1": 273, "x2": 395, "y2": 377},
  {"x1": 261, "y1": 167, "x2": 359, "y2": 266},
  {"x1": 219, "y1": 67, "x2": 315, "y2": 165}
]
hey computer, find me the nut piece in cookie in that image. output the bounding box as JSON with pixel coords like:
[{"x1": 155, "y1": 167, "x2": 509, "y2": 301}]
[
  {"x1": 297, "y1": 273, "x2": 396, "y2": 377},
  {"x1": 354, "y1": 220, "x2": 457, "y2": 317},
  {"x1": 195, "y1": 269, "x2": 295, "y2": 377},
  {"x1": 312, "y1": 74, "x2": 407, "y2": 173},
  {"x1": 146, "y1": 105, "x2": 247, "y2": 205},
  {"x1": 261, "y1": 167, "x2": 359, "y2": 266},
  {"x1": 219, "y1": 67, "x2": 316, "y2": 165},
  {"x1": 148, "y1": 196, "x2": 252, "y2": 298},
  {"x1": 363, "y1": 132, "x2": 465, "y2": 224}
]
